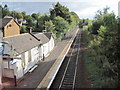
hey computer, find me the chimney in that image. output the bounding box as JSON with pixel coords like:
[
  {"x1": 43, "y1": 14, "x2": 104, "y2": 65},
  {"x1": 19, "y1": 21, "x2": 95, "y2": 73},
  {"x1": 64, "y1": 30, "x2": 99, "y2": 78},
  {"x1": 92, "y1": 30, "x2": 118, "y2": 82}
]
[
  {"x1": 28, "y1": 27, "x2": 32, "y2": 33},
  {"x1": 28, "y1": 27, "x2": 40, "y2": 41}
]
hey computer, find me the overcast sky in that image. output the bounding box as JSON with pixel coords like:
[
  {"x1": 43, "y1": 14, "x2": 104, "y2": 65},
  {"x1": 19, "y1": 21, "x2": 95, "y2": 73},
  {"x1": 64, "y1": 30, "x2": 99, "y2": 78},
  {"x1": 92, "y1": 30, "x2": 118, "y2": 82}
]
[{"x1": 1, "y1": 0, "x2": 120, "y2": 19}]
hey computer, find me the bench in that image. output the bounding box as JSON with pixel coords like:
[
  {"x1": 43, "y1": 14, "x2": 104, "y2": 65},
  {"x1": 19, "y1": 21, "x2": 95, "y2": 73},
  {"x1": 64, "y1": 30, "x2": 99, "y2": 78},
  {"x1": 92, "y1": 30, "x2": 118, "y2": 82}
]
[{"x1": 29, "y1": 65, "x2": 38, "y2": 73}]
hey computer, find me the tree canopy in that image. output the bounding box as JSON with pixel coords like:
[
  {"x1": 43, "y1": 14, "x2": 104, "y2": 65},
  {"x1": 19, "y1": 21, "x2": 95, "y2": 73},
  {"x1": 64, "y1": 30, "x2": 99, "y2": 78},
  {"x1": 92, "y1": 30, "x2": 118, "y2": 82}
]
[
  {"x1": 80, "y1": 7, "x2": 119, "y2": 88},
  {"x1": 1, "y1": 2, "x2": 80, "y2": 40}
]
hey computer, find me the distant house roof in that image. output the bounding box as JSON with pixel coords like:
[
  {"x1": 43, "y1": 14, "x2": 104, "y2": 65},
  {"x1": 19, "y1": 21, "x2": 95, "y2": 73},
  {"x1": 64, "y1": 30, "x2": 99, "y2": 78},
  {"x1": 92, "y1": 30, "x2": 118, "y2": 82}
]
[
  {"x1": 0, "y1": 17, "x2": 20, "y2": 29},
  {"x1": 3, "y1": 33, "x2": 42, "y2": 55}
]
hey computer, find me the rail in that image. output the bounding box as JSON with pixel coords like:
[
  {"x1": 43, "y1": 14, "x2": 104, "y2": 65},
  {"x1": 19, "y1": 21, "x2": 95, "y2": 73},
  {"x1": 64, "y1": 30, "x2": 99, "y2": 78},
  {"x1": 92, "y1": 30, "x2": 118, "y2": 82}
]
[{"x1": 58, "y1": 30, "x2": 81, "y2": 89}]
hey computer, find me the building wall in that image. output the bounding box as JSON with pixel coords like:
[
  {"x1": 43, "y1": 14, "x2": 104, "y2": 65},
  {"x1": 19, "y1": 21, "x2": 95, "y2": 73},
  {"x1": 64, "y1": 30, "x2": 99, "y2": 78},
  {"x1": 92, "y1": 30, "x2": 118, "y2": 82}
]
[
  {"x1": 43, "y1": 43, "x2": 49, "y2": 57},
  {"x1": 0, "y1": 30, "x2": 3, "y2": 84},
  {"x1": 2, "y1": 55, "x2": 23, "y2": 79},
  {"x1": 50, "y1": 37, "x2": 54, "y2": 51},
  {"x1": 4, "y1": 19, "x2": 20, "y2": 37},
  {"x1": 2, "y1": 36, "x2": 55, "y2": 79},
  {"x1": 48, "y1": 36, "x2": 54, "y2": 53}
]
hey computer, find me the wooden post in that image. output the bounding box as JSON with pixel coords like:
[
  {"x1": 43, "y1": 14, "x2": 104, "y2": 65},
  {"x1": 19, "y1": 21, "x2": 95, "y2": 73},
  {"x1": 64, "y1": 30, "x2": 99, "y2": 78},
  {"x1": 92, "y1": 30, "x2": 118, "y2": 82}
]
[{"x1": 14, "y1": 75, "x2": 17, "y2": 86}]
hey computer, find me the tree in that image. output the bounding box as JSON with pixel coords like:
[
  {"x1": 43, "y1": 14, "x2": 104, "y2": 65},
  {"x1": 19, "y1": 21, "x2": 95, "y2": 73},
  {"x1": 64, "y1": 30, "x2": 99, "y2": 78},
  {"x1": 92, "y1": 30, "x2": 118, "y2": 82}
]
[
  {"x1": 2, "y1": 5, "x2": 10, "y2": 18},
  {"x1": 53, "y1": 16, "x2": 70, "y2": 40},
  {"x1": 10, "y1": 11, "x2": 17, "y2": 18},
  {"x1": 35, "y1": 14, "x2": 50, "y2": 32},
  {"x1": 20, "y1": 25, "x2": 27, "y2": 33},
  {"x1": 0, "y1": 5, "x2": 2, "y2": 18},
  {"x1": 21, "y1": 11, "x2": 26, "y2": 19},
  {"x1": 44, "y1": 20, "x2": 55, "y2": 32},
  {"x1": 25, "y1": 15, "x2": 35, "y2": 27},
  {"x1": 44, "y1": 20, "x2": 56, "y2": 38},
  {"x1": 70, "y1": 12, "x2": 80, "y2": 27},
  {"x1": 10, "y1": 11, "x2": 23, "y2": 19},
  {"x1": 31, "y1": 13, "x2": 40, "y2": 20},
  {"x1": 16, "y1": 12, "x2": 23, "y2": 19},
  {"x1": 83, "y1": 7, "x2": 119, "y2": 88},
  {"x1": 50, "y1": 2, "x2": 72, "y2": 24}
]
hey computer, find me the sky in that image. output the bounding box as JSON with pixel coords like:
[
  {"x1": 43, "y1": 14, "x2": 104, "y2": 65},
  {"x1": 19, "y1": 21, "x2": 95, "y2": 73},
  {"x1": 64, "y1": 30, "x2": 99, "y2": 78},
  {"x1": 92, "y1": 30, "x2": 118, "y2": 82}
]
[{"x1": 1, "y1": 0, "x2": 120, "y2": 19}]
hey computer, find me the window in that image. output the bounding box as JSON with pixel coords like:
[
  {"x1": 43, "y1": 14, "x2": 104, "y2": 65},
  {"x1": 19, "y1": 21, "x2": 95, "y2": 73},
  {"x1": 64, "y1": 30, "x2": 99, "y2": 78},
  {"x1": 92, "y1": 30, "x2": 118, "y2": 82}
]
[
  {"x1": 7, "y1": 24, "x2": 12, "y2": 28},
  {"x1": 9, "y1": 24, "x2": 12, "y2": 27}
]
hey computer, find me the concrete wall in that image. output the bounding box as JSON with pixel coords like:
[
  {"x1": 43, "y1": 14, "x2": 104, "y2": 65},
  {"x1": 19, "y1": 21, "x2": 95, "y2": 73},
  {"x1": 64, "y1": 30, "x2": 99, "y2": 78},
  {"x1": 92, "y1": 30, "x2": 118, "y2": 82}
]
[{"x1": 4, "y1": 19, "x2": 20, "y2": 37}]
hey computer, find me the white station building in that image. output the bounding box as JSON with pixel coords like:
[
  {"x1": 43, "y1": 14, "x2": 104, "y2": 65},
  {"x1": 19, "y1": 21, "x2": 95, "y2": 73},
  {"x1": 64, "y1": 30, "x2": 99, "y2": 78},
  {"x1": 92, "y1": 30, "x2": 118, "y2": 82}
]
[{"x1": 2, "y1": 32, "x2": 54, "y2": 79}]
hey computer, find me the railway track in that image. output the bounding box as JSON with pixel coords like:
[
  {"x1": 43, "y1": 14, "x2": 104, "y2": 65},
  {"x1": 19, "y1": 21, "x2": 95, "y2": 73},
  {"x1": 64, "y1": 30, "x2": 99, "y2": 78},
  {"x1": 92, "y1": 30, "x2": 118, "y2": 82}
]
[{"x1": 50, "y1": 30, "x2": 81, "y2": 90}]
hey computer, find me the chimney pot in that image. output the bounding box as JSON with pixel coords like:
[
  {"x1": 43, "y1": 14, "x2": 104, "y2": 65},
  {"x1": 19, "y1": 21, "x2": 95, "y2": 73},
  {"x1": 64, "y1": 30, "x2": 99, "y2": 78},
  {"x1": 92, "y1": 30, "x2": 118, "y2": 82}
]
[{"x1": 28, "y1": 27, "x2": 32, "y2": 33}]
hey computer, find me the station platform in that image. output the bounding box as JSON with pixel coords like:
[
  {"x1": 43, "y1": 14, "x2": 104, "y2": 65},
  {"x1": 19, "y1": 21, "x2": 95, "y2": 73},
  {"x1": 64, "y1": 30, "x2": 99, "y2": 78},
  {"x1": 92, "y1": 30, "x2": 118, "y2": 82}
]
[
  {"x1": 1, "y1": 27, "x2": 79, "y2": 89},
  {"x1": 37, "y1": 28, "x2": 79, "y2": 89}
]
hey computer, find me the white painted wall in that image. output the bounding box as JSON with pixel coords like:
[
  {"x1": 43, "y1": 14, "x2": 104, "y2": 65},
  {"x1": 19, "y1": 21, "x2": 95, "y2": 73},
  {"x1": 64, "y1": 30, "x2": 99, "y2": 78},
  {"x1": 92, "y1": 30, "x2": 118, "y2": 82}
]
[
  {"x1": 3, "y1": 55, "x2": 24, "y2": 79},
  {"x1": 50, "y1": 37, "x2": 54, "y2": 51},
  {"x1": 43, "y1": 43, "x2": 49, "y2": 57},
  {"x1": 2, "y1": 36, "x2": 55, "y2": 79}
]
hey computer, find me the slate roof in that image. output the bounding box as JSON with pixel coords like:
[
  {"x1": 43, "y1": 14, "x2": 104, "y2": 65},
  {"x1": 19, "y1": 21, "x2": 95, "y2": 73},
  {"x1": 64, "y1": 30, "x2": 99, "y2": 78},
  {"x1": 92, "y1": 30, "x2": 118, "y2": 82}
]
[
  {"x1": 35, "y1": 33, "x2": 50, "y2": 44},
  {"x1": 0, "y1": 17, "x2": 20, "y2": 29},
  {"x1": 3, "y1": 33, "x2": 53, "y2": 55},
  {"x1": 3, "y1": 33, "x2": 41, "y2": 55},
  {"x1": 43, "y1": 32, "x2": 53, "y2": 40}
]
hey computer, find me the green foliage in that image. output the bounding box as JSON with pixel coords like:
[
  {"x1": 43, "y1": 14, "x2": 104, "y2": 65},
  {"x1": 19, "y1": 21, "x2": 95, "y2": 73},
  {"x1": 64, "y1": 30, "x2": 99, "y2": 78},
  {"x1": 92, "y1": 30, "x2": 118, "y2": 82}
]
[
  {"x1": 34, "y1": 14, "x2": 50, "y2": 32},
  {"x1": 25, "y1": 15, "x2": 35, "y2": 27},
  {"x1": 0, "y1": 5, "x2": 2, "y2": 19},
  {"x1": 50, "y1": 2, "x2": 72, "y2": 24},
  {"x1": 21, "y1": 11, "x2": 26, "y2": 19},
  {"x1": 82, "y1": 7, "x2": 119, "y2": 88},
  {"x1": 44, "y1": 20, "x2": 56, "y2": 38},
  {"x1": 20, "y1": 25, "x2": 27, "y2": 33},
  {"x1": 31, "y1": 13, "x2": 40, "y2": 20},
  {"x1": 16, "y1": 12, "x2": 23, "y2": 19},
  {"x1": 2, "y1": 5, "x2": 10, "y2": 18},
  {"x1": 1, "y1": 3, "x2": 79, "y2": 40},
  {"x1": 70, "y1": 12, "x2": 80, "y2": 28},
  {"x1": 53, "y1": 16, "x2": 70, "y2": 40}
]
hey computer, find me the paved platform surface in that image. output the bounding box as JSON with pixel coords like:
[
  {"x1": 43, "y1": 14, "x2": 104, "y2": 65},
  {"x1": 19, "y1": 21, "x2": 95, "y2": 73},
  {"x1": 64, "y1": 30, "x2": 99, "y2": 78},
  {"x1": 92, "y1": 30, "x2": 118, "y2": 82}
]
[
  {"x1": 37, "y1": 28, "x2": 79, "y2": 89},
  {"x1": 3, "y1": 27, "x2": 79, "y2": 89}
]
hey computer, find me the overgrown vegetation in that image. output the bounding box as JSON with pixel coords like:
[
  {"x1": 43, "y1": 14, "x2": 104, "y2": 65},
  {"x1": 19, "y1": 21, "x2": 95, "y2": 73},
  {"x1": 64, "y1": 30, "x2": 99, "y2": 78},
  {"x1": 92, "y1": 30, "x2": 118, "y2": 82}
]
[
  {"x1": 80, "y1": 7, "x2": 119, "y2": 88},
  {"x1": 0, "y1": 2, "x2": 80, "y2": 40}
]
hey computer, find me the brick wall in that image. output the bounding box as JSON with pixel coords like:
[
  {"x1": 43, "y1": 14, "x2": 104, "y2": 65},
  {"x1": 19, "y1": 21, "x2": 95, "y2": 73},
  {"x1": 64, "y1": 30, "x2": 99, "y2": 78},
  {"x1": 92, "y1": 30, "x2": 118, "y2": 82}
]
[{"x1": 4, "y1": 19, "x2": 20, "y2": 37}]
